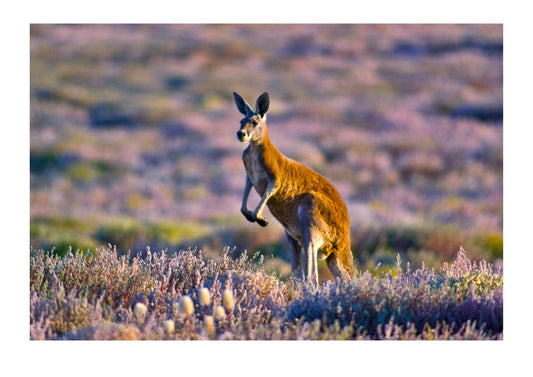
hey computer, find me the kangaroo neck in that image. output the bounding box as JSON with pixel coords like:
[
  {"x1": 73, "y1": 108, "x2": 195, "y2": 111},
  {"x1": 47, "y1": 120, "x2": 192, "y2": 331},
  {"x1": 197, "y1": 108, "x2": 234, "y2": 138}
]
[
  {"x1": 249, "y1": 128, "x2": 284, "y2": 164},
  {"x1": 250, "y1": 128, "x2": 273, "y2": 153}
]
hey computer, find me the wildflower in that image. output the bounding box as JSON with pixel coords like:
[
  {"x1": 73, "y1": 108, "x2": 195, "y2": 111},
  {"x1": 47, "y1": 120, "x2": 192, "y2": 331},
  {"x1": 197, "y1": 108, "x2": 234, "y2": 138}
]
[
  {"x1": 133, "y1": 302, "x2": 147, "y2": 322},
  {"x1": 214, "y1": 305, "x2": 226, "y2": 320},
  {"x1": 198, "y1": 287, "x2": 211, "y2": 306},
  {"x1": 204, "y1": 315, "x2": 215, "y2": 338},
  {"x1": 178, "y1": 295, "x2": 194, "y2": 317},
  {"x1": 163, "y1": 320, "x2": 175, "y2": 334},
  {"x1": 222, "y1": 289, "x2": 234, "y2": 311}
]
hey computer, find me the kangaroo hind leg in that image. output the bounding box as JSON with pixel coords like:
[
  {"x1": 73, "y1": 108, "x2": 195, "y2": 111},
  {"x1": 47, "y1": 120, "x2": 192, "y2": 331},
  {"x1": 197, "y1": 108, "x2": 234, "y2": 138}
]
[
  {"x1": 298, "y1": 198, "x2": 324, "y2": 286},
  {"x1": 285, "y1": 230, "x2": 301, "y2": 276},
  {"x1": 326, "y1": 251, "x2": 353, "y2": 280}
]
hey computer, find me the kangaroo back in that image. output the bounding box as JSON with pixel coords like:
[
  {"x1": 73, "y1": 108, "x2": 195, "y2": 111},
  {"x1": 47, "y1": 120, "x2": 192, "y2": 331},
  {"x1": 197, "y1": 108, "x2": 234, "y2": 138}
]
[{"x1": 233, "y1": 91, "x2": 353, "y2": 284}]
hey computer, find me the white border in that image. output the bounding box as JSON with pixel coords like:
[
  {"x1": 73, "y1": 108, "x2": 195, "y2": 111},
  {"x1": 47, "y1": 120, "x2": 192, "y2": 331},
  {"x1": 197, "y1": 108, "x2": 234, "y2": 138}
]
[{"x1": 3, "y1": 1, "x2": 531, "y2": 376}]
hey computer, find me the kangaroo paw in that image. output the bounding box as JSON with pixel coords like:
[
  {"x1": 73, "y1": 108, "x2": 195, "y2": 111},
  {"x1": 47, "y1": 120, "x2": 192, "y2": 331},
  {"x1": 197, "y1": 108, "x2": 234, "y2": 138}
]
[
  {"x1": 241, "y1": 209, "x2": 256, "y2": 223},
  {"x1": 256, "y1": 217, "x2": 268, "y2": 227}
]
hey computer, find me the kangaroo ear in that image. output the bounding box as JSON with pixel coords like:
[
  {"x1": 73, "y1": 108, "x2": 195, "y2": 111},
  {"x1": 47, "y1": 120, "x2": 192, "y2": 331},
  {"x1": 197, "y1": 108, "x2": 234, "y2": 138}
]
[
  {"x1": 233, "y1": 92, "x2": 253, "y2": 116},
  {"x1": 256, "y1": 92, "x2": 270, "y2": 118}
]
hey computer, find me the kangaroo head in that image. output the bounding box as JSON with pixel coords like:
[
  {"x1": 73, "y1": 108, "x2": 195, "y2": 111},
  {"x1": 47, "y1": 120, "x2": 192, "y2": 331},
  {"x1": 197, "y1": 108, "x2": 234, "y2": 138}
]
[{"x1": 233, "y1": 92, "x2": 270, "y2": 143}]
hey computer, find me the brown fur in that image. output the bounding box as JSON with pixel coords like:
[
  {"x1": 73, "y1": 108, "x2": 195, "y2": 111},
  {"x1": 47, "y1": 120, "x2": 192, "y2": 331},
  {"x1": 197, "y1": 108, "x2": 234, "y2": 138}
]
[{"x1": 234, "y1": 92, "x2": 353, "y2": 284}]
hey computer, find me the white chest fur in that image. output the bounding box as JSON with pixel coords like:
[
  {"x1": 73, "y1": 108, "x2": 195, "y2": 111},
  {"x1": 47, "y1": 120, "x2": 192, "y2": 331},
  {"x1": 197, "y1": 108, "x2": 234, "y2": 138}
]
[{"x1": 243, "y1": 151, "x2": 269, "y2": 193}]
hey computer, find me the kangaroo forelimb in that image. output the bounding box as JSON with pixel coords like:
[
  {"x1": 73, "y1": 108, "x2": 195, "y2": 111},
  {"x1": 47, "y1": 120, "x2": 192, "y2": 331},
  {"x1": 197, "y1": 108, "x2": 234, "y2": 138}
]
[
  {"x1": 251, "y1": 180, "x2": 277, "y2": 227},
  {"x1": 240, "y1": 176, "x2": 256, "y2": 222}
]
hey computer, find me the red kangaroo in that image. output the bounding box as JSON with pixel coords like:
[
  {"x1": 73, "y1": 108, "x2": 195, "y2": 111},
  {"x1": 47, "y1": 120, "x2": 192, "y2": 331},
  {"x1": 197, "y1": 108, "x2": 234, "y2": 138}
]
[{"x1": 234, "y1": 91, "x2": 353, "y2": 284}]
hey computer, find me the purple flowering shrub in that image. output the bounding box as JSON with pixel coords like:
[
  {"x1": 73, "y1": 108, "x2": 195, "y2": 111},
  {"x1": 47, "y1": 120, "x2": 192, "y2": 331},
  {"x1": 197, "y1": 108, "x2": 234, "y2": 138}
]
[
  {"x1": 286, "y1": 247, "x2": 502, "y2": 339},
  {"x1": 30, "y1": 245, "x2": 502, "y2": 340}
]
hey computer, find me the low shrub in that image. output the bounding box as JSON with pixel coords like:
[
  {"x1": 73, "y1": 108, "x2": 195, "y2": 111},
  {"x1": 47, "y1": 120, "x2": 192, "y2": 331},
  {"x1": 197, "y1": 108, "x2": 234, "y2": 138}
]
[
  {"x1": 30, "y1": 246, "x2": 502, "y2": 340},
  {"x1": 286, "y1": 248, "x2": 502, "y2": 339}
]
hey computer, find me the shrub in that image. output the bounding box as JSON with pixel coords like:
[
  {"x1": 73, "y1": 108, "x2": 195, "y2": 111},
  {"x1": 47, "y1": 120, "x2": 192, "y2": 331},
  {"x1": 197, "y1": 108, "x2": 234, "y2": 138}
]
[{"x1": 30, "y1": 245, "x2": 502, "y2": 340}]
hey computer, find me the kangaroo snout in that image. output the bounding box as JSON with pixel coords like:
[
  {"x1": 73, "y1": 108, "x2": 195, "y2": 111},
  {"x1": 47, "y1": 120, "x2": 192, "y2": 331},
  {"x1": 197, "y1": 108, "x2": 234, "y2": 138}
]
[{"x1": 237, "y1": 129, "x2": 248, "y2": 142}]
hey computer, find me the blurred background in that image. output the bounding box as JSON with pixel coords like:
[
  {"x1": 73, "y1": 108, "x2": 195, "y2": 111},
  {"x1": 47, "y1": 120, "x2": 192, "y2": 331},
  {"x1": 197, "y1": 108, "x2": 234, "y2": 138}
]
[{"x1": 30, "y1": 24, "x2": 502, "y2": 280}]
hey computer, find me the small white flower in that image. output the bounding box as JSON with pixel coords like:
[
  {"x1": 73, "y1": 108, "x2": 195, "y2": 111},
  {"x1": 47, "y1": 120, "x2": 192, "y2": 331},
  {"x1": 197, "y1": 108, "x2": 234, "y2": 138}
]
[
  {"x1": 133, "y1": 302, "x2": 147, "y2": 321},
  {"x1": 198, "y1": 287, "x2": 211, "y2": 306},
  {"x1": 163, "y1": 320, "x2": 175, "y2": 334},
  {"x1": 214, "y1": 305, "x2": 226, "y2": 320},
  {"x1": 178, "y1": 295, "x2": 194, "y2": 317},
  {"x1": 204, "y1": 315, "x2": 215, "y2": 338},
  {"x1": 222, "y1": 289, "x2": 234, "y2": 311}
]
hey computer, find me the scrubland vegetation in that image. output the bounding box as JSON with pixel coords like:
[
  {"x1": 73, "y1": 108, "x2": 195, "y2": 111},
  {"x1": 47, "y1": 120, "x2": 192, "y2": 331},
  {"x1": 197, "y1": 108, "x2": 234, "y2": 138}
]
[
  {"x1": 30, "y1": 24, "x2": 502, "y2": 340},
  {"x1": 30, "y1": 246, "x2": 502, "y2": 340}
]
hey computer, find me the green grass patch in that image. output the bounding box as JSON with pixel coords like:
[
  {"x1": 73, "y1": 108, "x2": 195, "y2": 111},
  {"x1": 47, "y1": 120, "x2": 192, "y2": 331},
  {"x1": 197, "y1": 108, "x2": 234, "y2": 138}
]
[
  {"x1": 30, "y1": 216, "x2": 100, "y2": 256},
  {"x1": 32, "y1": 216, "x2": 212, "y2": 256}
]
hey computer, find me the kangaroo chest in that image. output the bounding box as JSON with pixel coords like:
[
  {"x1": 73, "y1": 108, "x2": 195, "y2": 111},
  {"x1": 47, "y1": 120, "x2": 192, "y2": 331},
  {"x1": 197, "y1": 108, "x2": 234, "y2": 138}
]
[
  {"x1": 242, "y1": 145, "x2": 307, "y2": 244},
  {"x1": 243, "y1": 149, "x2": 269, "y2": 196}
]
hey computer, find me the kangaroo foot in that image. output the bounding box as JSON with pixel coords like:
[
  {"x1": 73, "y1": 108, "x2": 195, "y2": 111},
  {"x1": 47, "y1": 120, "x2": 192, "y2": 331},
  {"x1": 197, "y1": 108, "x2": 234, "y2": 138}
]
[{"x1": 255, "y1": 217, "x2": 268, "y2": 227}]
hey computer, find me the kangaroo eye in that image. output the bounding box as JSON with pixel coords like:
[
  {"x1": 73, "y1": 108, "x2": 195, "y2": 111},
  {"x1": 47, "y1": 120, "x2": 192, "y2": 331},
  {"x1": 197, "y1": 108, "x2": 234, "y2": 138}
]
[{"x1": 252, "y1": 120, "x2": 258, "y2": 126}]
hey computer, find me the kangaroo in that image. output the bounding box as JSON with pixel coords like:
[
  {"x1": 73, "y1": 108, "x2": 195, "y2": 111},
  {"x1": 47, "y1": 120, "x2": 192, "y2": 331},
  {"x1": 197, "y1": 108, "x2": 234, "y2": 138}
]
[{"x1": 233, "y1": 91, "x2": 353, "y2": 284}]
